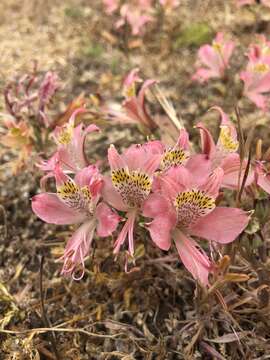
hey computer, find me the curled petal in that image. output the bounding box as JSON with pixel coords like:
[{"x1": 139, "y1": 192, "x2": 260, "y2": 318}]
[
  {"x1": 173, "y1": 229, "x2": 211, "y2": 286},
  {"x1": 60, "y1": 219, "x2": 96, "y2": 280},
  {"x1": 196, "y1": 122, "x2": 216, "y2": 159}
]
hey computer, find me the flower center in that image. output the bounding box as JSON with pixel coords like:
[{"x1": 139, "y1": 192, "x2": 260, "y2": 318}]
[
  {"x1": 57, "y1": 180, "x2": 93, "y2": 213},
  {"x1": 111, "y1": 168, "x2": 152, "y2": 208},
  {"x1": 161, "y1": 149, "x2": 188, "y2": 170},
  {"x1": 219, "y1": 126, "x2": 239, "y2": 152},
  {"x1": 174, "y1": 189, "x2": 215, "y2": 228}
]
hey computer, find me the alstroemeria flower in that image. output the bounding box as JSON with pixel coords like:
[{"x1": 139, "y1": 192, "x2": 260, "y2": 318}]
[
  {"x1": 143, "y1": 166, "x2": 250, "y2": 285},
  {"x1": 116, "y1": 1, "x2": 154, "y2": 35},
  {"x1": 192, "y1": 32, "x2": 235, "y2": 83},
  {"x1": 108, "y1": 69, "x2": 156, "y2": 131},
  {"x1": 103, "y1": 0, "x2": 120, "y2": 14},
  {"x1": 39, "y1": 108, "x2": 99, "y2": 185},
  {"x1": 240, "y1": 36, "x2": 270, "y2": 111},
  {"x1": 196, "y1": 107, "x2": 254, "y2": 189},
  {"x1": 103, "y1": 142, "x2": 162, "y2": 258},
  {"x1": 32, "y1": 165, "x2": 120, "y2": 280}
]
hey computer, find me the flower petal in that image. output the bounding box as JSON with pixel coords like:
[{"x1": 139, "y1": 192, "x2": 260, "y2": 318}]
[
  {"x1": 96, "y1": 202, "x2": 120, "y2": 237},
  {"x1": 173, "y1": 229, "x2": 210, "y2": 285},
  {"x1": 146, "y1": 215, "x2": 174, "y2": 250},
  {"x1": 190, "y1": 207, "x2": 250, "y2": 244},
  {"x1": 32, "y1": 193, "x2": 87, "y2": 225}
]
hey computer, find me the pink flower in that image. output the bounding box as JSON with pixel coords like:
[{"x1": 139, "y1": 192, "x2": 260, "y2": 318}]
[
  {"x1": 108, "y1": 69, "x2": 156, "y2": 131},
  {"x1": 32, "y1": 165, "x2": 119, "y2": 280},
  {"x1": 240, "y1": 36, "x2": 270, "y2": 111},
  {"x1": 38, "y1": 108, "x2": 99, "y2": 186},
  {"x1": 196, "y1": 107, "x2": 254, "y2": 189},
  {"x1": 143, "y1": 166, "x2": 250, "y2": 285},
  {"x1": 103, "y1": 0, "x2": 119, "y2": 14},
  {"x1": 103, "y1": 142, "x2": 162, "y2": 257},
  {"x1": 115, "y1": 1, "x2": 154, "y2": 35},
  {"x1": 192, "y1": 32, "x2": 235, "y2": 83}
]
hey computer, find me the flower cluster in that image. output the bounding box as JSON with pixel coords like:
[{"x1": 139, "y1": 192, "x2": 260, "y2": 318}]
[
  {"x1": 32, "y1": 73, "x2": 266, "y2": 285},
  {"x1": 0, "y1": 65, "x2": 59, "y2": 171},
  {"x1": 193, "y1": 32, "x2": 270, "y2": 111},
  {"x1": 102, "y1": 0, "x2": 179, "y2": 36}
]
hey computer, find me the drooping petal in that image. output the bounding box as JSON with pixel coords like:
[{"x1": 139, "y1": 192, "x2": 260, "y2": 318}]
[
  {"x1": 173, "y1": 228, "x2": 211, "y2": 285},
  {"x1": 113, "y1": 210, "x2": 137, "y2": 256},
  {"x1": 60, "y1": 219, "x2": 96, "y2": 280},
  {"x1": 190, "y1": 207, "x2": 250, "y2": 244},
  {"x1": 32, "y1": 193, "x2": 87, "y2": 225},
  {"x1": 95, "y1": 202, "x2": 120, "y2": 237}
]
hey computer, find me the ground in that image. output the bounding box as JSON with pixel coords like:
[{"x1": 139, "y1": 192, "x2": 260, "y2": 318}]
[{"x1": 0, "y1": 0, "x2": 270, "y2": 359}]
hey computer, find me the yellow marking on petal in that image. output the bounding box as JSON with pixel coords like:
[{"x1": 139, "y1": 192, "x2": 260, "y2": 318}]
[
  {"x1": 57, "y1": 123, "x2": 74, "y2": 145},
  {"x1": 112, "y1": 168, "x2": 152, "y2": 207},
  {"x1": 161, "y1": 149, "x2": 188, "y2": 170},
  {"x1": 123, "y1": 84, "x2": 136, "y2": 98},
  {"x1": 57, "y1": 180, "x2": 79, "y2": 199},
  {"x1": 219, "y1": 126, "x2": 239, "y2": 152},
  {"x1": 213, "y1": 42, "x2": 222, "y2": 54},
  {"x1": 81, "y1": 186, "x2": 92, "y2": 202},
  {"x1": 253, "y1": 63, "x2": 269, "y2": 73},
  {"x1": 174, "y1": 189, "x2": 215, "y2": 227}
]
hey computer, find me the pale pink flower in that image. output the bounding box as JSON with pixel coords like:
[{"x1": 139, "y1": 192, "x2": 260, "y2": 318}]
[
  {"x1": 240, "y1": 36, "x2": 270, "y2": 110},
  {"x1": 196, "y1": 107, "x2": 254, "y2": 189},
  {"x1": 108, "y1": 69, "x2": 156, "y2": 131},
  {"x1": 38, "y1": 108, "x2": 99, "y2": 186},
  {"x1": 103, "y1": 141, "x2": 162, "y2": 258},
  {"x1": 192, "y1": 33, "x2": 235, "y2": 83},
  {"x1": 115, "y1": 1, "x2": 154, "y2": 35},
  {"x1": 103, "y1": 0, "x2": 119, "y2": 14},
  {"x1": 32, "y1": 165, "x2": 120, "y2": 280},
  {"x1": 143, "y1": 166, "x2": 250, "y2": 285}
]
